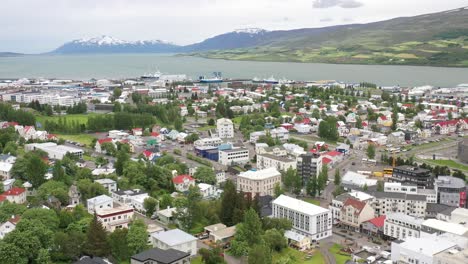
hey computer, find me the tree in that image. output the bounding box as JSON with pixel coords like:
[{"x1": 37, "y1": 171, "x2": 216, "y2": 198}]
[
  {"x1": 334, "y1": 169, "x2": 341, "y2": 186},
  {"x1": 127, "y1": 220, "x2": 148, "y2": 256},
  {"x1": 363, "y1": 184, "x2": 368, "y2": 191},
  {"x1": 377, "y1": 181, "x2": 384, "y2": 192},
  {"x1": 109, "y1": 228, "x2": 129, "y2": 262},
  {"x1": 159, "y1": 193, "x2": 173, "y2": 209},
  {"x1": 367, "y1": 144, "x2": 376, "y2": 159},
  {"x1": 193, "y1": 166, "x2": 216, "y2": 184},
  {"x1": 25, "y1": 153, "x2": 48, "y2": 188},
  {"x1": 115, "y1": 149, "x2": 130, "y2": 175},
  {"x1": 306, "y1": 177, "x2": 317, "y2": 197},
  {"x1": 37, "y1": 180, "x2": 69, "y2": 205},
  {"x1": 77, "y1": 179, "x2": 108, "y2": 202},
  {"x1": 198, "y1": 247, "x2": 227, "y2": 264},
  {"x1": 207, "y1": 118, "x2": 215, "y2": 126},
  {"x1": 391, "y1": 108, "x2": 399, "y2": 131},
  {"x1": 22, "y1": 208, "x2": 60, "y2": 230},
  {"x1": 273, "y1": 183, "x2": 284, "y2": 198},
  {"x1": 101, "y1": 142, "x2": 116, "y2": 156},
  {"x1": 262, "y1": 218, "x2": 292, "y2": 231},
  {"x1": 0, "y1": 241, "x2": 27, "y2": 264},
  {"x1": 85, "y1": 214, "x2": 110, "y2": 257},
  {"x1": 282, "y1": 168, "x2": 297, "y2": 193},
  {"x1": 184, "y1": 133, "x2": 199, "y2": 144},
  {"x1": 220, "y1": 180, "x2": 239, "y2": 226},
  {"x1": 36, "y1": 248, "x2": 52, "y2": 264},
  {"x1": 317, "y1": 164, "x2": 328, "y2": 196},
  {"x1": 143, "y1": 197, "x2": 158, "y2": 217},
  {"x1": 2, "y1": 141, "x2": 17, "y2": 155},
  {"x1": 0, "y1": 202, "x2": 27, "y2": 223},
  {"x1": 262, "y1": 229, "x2": 287, "y2": 252},
  {"x1": 234, "y1": 208, "x2": 264, "y2": 247},
  {"x1": 113, "y1": 88, "x2": 122, "y2": 99},
  {"x1": 248, "y1": 244, "x2": 272, "y2": 264}
]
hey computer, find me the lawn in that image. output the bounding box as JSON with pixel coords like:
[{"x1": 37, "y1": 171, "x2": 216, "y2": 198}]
[
  {"x1": 423, "y1": 159, "x2": 468, "y2": 172},
  {"x1": 197, "y1": 125, "x2": 216, "y2": 132},
  {"x1": 191, "y1": 256, "x2": 203, "y2": 264},
  {"x1": 329, "y1": 244, "x2": 351, "y2": 264},
  {"x1": 273, "y1": 247, "x2": 325, "y2": 264},
  {"x1": 36, "y1": 113, "x2": 101, "y2": 128},
  {"x1": 301, "y1": 197, "x2": 321, "y2": 206},
  {"x1": 56, "y1": 133, "x2": 96, "y2": 147}
]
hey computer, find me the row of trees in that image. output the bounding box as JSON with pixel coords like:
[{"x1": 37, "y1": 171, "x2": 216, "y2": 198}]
[{"x1": 0, "y1": 103, "x2": 35, "y2": 126}]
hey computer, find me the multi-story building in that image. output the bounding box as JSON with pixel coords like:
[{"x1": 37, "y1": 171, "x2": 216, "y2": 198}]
[
  {"x1": 0, "y1": 187, "x2": 27, "y2": 204},
  {"x1": 218, "y1": 148, "x2": 249, "y2": 166},
  {"x1": 270, "y1": 127, "x2": 289, "y2": 142},
  {"x1": 237, "y1": 167, "x2": 281, "y2": 197},
  {"x1": 87, "y1": 195, "x2": 113, "y2": 214},
  {"x1": 194, "y1": 137, "x2": 223, "y2": 148},
  {"x1": 330, "y1": 191, "x2": 374, "y2": 224},
  {"x1": 435, "y1": 176, "x2": 467, "y2": 208},
  {"x1": 384, "y1": 182, "x2": 437, "y2": 203},
  {"x1": 421, "y1": 219, "x2": 468, "y2": 236},
  {"x1": 215, "y1": 170, "x2": 226, "y2": 185},
  {"x1": 383, "y1": 213, "x2": 424, "y2": 240},
  {"x1": 371, "y1": 192, "x2": 427, "y2": 218},
  {"x1": 272, "y1": 195, "x2": 332, "y2": 241},
  {"x1": 391, "y1": 237, "x2": 458, "y2": 264},
  {"x1": 339, "y1": 198, "x2": 375, "y2": 232},
  {"x1": 96, "y1": 205, "x2": 134, "y2": 232},
  {"x1": 389, "y1": 165, "x2": 433, "y2": 189},
  {"x1": 95, "y1": 179, "x2": 118, "y2": 193},
  {"x1": 111, "y1": 189, "x2": 149, "y2": 213},
  {"x1": 151, "y1": 229, "x2": 197, "y2": 256},
  {"x1": 25, "y1": 142, "x2": 83, "y2": 160},
  {"x1": 256, "y1": 154, "x2": 297, "y2": 171},
  {"x1": 297, "y1": 153, "x2": 322, "y2": 185},
  {"x1": 216, "y1": 118, "x2": 234, "y2": 139}
]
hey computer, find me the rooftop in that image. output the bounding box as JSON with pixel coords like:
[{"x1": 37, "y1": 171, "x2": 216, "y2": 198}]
[
  {"x1": 131, "y1": 248, "x2": 189, "y2": 264},
  {"x1": 258, "y1": 153, "x2": 296, "y2": 162},
  {"x1": 436, "y1": 176, "x2": 466, "y2": 189},
  {"x1": 273, "y1": 195, "x2": 329, "y2": 215},
  {"x1": 395, "y1": 236, "x2": 457, "y2": 257},
  {"x1": 285, "y1": 230, "x2": 308, "y2": 242},
  {"x1": 151, "y1": 229, "x2": 197, "y2": 246},
  {"x1": 238, "y1": 167, "x2": 281, "y2": 181},
  {"x1": 422, "y1": 219, "x2": 468, "y2": 236}
]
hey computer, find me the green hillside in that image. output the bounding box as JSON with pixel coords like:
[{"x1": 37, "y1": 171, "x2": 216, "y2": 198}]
[{"x1": 193, "y1": 7, "x2": 468, "y2": 67}]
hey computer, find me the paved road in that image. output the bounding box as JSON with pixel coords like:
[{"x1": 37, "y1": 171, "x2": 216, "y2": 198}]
[{"x1": 319, "y1": 241, "x2": 336, "y2": 264}]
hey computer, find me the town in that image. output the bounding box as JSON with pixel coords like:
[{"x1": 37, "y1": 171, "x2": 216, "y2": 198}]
[{"x1": 0, "y1": 75, "x2": 467, "y2": 264}]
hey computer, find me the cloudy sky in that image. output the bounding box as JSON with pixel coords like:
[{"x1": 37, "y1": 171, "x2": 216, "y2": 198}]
[{"x1": 2, "y1": 0, "x2": 468, "y2": 53}]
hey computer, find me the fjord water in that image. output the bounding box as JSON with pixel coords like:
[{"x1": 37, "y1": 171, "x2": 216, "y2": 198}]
[{"x1": 0, "y1": 53, "x2": 467, "y2": 87}]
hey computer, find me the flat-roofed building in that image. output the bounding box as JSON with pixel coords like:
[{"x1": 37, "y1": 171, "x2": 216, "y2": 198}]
[
  {"x1": 218, "y1": 148, "x2": 249, "y2": 166},
  {"x1": 25, "y1": 142, "x2": 83, "y2": 160},
  {"x1": 272, "y1": 195, "x2": 332, "y2": 241},
  {"x1": 435, "y1": 176, "x2": 467, "y2": 208},
  {"x1": 237, "y1": 167, "x2": 281, "y2": 198},
  {"x1": 96, "y1": 205, "x2": 134, "y2": 232},
  {"x1": 384, "y1": 212, "x2": 424, "y2": 240},
  {"x1": 389, "y1": 165, "x2": 433, "y2": 189},
  {"x1": 391, "y1": 237, "x2": 458, "y2": 264},
  {"x1": 257, "y1": 153, "x2": 297, "y2": 171}
]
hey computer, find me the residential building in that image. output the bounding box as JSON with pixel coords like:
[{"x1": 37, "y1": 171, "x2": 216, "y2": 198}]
[
  {"x1": 157, "y1": 207, "x2": 177, "y2": 225},
  {"x1": 204, "y1": 224, "x2": 236, "y2": 243},
  {"x1": 458, "y1": 138, "x2": 468, "y2": 163},
  {"x1": 95, "y1": 179, "x2": 117, "y2": 193},
  {"x1": 96, "y1": 205, "x2": 134, "y2": 232},
  {"x1": 361, "y1": 215, "x2": 386, "y2": 237},
  {"x1": 257, "y1": 154, "x2": 297, "y2": 171},
  {"x1": 340, "y1": 198, "x2": 375, "y2": 232},
  {"x1": 218, "y1": 148, "x2": 249, "y2": 166},
  {"x1": 421, "y1": 219, "x2": 468, "y2": 236},
  {"x1": 216, "y1": 118, "x2": 234, "y2": 139},
  {"x1": 237, "y1": 167, "x2": 282, "y2": 198},
  {"x1": 1, "y1": 187, "x2": 26, "y2": 204},
  {"x1": 389, "y1": 165, "x2": 433, "y2": 189},
  {"x1": 383, "y1": 213, "x2": 424, "y2": 240},
  {"x1": 215, "y1": 170, "x2": 226, "y2": 185},
  {"x1": 68, "y1": 185, "x2": 81, "y2": 206},
  {"x1": 330, "y1": 191, "x2": 374, "y2": 224},
  {"x1": 0, "y1": 162, "x2": 13, "y2": 180},
  {"x1": 272, "y1": 195, "x2": 332, "y2": 241},
  {"x1": 25, "y1": 142, "x2": 83, "y2": 160},
  {"x1": 435, "y1": 176, "x2": 467, "y2": 208},
  {"x1": 257, "y1": 145, "x2": 288, "y2": 157},
  {"x1": 250, "y1": 131, "x2": 266, "y2": 143},
  {"x1": 384, "y1": 182, "x2": 437, "y2": 203},
  {"x1": 297, "y1": 153, "x2": 322, "y2": 185},
  {"x1": 193, "y1": 137, "x2": 223, "y2": 148},
  {"x1": 112, "y1": 189, "x2": 149, "y2": 213},
  {"x1": 172, "y1": 175, "x2": 195, "y2": 193},
  {"x1": 130, "y1": 248, "x2": 190, "y2": 264},
  {"x1": 270, "y1": 127, "x2": 289, "y2": 142},
  {"x1": 284, "y1": 230, "x2": 311, "y2": 251},
  {"x1": 151, "y1": 229, "x2": 197, "y2": 256},
  {"x1": 95, "y1": 138, "x2": 114, "y2": 153},
  {"x1": 0, "y1": 215, "x2": 20, "y2": 239},
  {"x1": 391, "y1": 237, "x2": 458, "y2": 264},
  {"x1": 371, "y1": 192, "x2": 427, "y2": 218},
  {"x1": 197, "y1": 183, "x2": 217, "y2": 199},
  {"x1": 87, "y1": 195, "x2": 113, "y2": 214}
]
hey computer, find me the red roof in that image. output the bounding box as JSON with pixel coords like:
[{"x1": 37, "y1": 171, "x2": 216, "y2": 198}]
[
  {"x1": 342, "y1": 198, "x2": 366, "y2": 214},
  {"x1": 325, "y1": 151, "x2": 343, "y2": 157},
  {"x1": 379, "y1": 116, "x2": 387, "y2": 121},
  {"x1": 362, "y1": 121, "x2": 368, "y2": 127},
  {"x1": 0, "y1": 195, "x2": 6, "y2": 202},
  {"x1": 46, "y1": 134, "x2": 57, "y2": 139},
  {"x1": 322, "y1": 157, "x2": 332, "y2": 164},
  {"x1": 24, "y1": 126, "x2": 34, "y2": 133},
  {"x1": 367, "y1": 215, "x2": 386, "y2": 228},
  {"x1": 151, "y1": 132, "x2": 160, "y2": 137},
  {"x1": 435, "y1": 119, "x2": 459, "y2": 127},
  {"x1": 98, "y1": 138, "x2": 113, "y2": 144},
  {"x1": 8, "y1": 215, "x2": 21, "y2": 225},
  {"x1": 172, "y1": 175, "x2": 194, "y2": 184},
  {"x1": 3, "y1": 187, "x2": 25, "y2": 196},
  {"x1": 143, "y1": 150, "x2": 153, "y2": 158}
]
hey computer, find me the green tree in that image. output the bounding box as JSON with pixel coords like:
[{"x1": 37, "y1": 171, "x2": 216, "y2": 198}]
[
  {"x1": 306, "y1": 177, "x2": 317, "y2": 197},
  {"x1": 113, "y1": 88, "x2": 122, "y2": 99},
  {"x1": 199, "y1": 247, "x2": 227, "y2": 264},
  {"x1": 2, "y1": 141, "x2": 17, "y2": 155},
  {"x1": 85, "y1": 214, "x2": 110, "y2": 257},
  {"x1": 115, "y1": 149, "x2": 130, "y2": 175},
  {"x1": 36, "y1": 248, "x2": 52, "y2": 264},
  {"x1": 262, "y1": 218, "x2": 292, "y2": 231},
  {"x1": 317, "y1": 165, "x2": 328, "y2": 196},
  {"x1": 26, "y1": 153, "x2": 48, "y2": 188},
  {"x1": 391, "y1": 108, "x2": 399, "y2": 131},
  {"x1": 193, "y1": 166, "x2": 216, "y2": 184},
  {"x1": 101, "y1": 142, "x2": 116, "y2": 156},
  {"x1": 22, "y1": 208, "x2": 60, "y2": 230},
  {"x1": 0, "y1": 202, "x2": 27, "y2": 222},
  {"x1": 143, "y1": 197, "x2": 158, "y2": 217},
  {"x1": 127, "y1": 220, "x2": 148, "y2": 256},
  {"x1": 37, "y1": 180, "x2": 69, "y2": 205},
  {"x1": 262, "y1": 229, "x2": 287, "y2": 252},
  {"x1": 248, "y1": 244, "x2": 272, "y2": 264},
  {"x1": 109, "y1": 228, "x2": 129, "y2": 262},
  {"x1": 367, "y1": 144, "x2": 376, "y2": 159},
  {"x1": 0, "y1": 241, "x2": 27, "y2": 264},
  {"x1": 377, "y1": 181, "x2": 384, "y2": 192},
  {"x1": 234, "y1": 208, "x2": 264, "y2": 247},
  {"x1": 282, "y1": 168, "x2": 297, "y2": 193},
  {"x1": 334, "y1": 169, "x2": 341, "y2": 186},
  {"x1": 158, "y1": 193, "x2": 173, "y2": 209},
  {"x1": 273, "y1": 183, "x2": 284, "y2": 198},
  {"x1": 207, "y1": 118, "x2": 215, "y2": 126},
  {"x1": 220, "y1": 180, "x2": 239, "y2": 226},
  {"x1": 363, "y1": 183, "x2": 369, "y2": 191},
  {"x1": 77, "y1": 179, "x2": 108, "y2": 202}
]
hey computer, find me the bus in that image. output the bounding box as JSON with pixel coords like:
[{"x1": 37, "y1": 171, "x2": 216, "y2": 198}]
[{"x1": 383, "y1": 168, "x2": 393, "y2": 176}]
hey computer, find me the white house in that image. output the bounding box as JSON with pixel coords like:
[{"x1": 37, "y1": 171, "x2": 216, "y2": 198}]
[
  {"x1": 111, "y1": 189, "x2": 149, "y2": 213},
  {"x1": 0, "y1": 162, "x2": 13, "y2": 180},
  {"x1": 172, "y1": 175, "x2": 195, "y2": 192},
  {"x1": 272, "y1": 195, "x2": 332, "y2": 241},
  {"x1": 384, "y1": 213, "x2": 424, "y2": 241},
  {"x1": 218, "y1": 148, "x2": 250, "y2": 166},
  {"x1": 96, "y1": 205, "x2": 134, "y2": 232},
  {"x1": 215, "y1": 171, "x2": 226, "y2": 185},
  {"x1": 237, "y1": 167, "x2": 282, "y2": 197},
  {"x1": 197, "y1": 183, "x2": 217, "y2": 199},
  {"x1": 95, "y1": 179, "x2": 118, "y2": 193},
  {"x1": 151, "y1": 229, "x2": 198, "y2": 256},
  {"x1": 0, "y1": 215, "x2": 21, "y2": 239},
  {"x1": 87, "y1": 195, "x2": 113, "y2": 214},
  {"x1": 216, "y1": 118, "x2": 234, "y2": 139},
  {"x1": 1, "y1": 187, "x2": 27, "y2": 204}
]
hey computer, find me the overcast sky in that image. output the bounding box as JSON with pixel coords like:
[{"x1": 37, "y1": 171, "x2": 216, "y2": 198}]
[{"x1": 2, "y1": 0, "x2": 468, "y2": 53}]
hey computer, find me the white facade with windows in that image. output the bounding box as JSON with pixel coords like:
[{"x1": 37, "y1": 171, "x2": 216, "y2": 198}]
[
  {"x1": 237, "y1": 167, "x2": 281, "y2": 197},
  {"x1": 218, "y1": 148, "x2": 249, "y2": 165},
  {"x1": 216, "y1": 118, "x2": 234, "y2": 139},
  {"x1": 384, "y1": 213, "x2": 424, "y2": 240},
  {"x1": 151, "y1": 229, "x2": 197, "y2": 256},
  {"x1": 87, "y1": 195, "x2": 113, "y2": 214},
  {"x1": 272, "y1": 195, "x2": 332, "y2": 241},
  {"x1": 194, "y1": 137, "x2": 223, "y2": 148},
  {"x1": 257, "y1": 154, "x2": 297, "y2": 171},
  {"x1": 96, "y1": 205, "x2": 134, "y2": 232}
]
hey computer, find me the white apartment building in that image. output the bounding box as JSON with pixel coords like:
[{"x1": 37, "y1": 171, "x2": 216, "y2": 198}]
[
  {"x1": 197, "y1": 183, "x2": 217, "y2": 199},
  {"x1": 372, "y1": 192, "x2": 427, "y2": 218},
  {"x1": 272, "y1": 195, "x2": 332, "y2": 241},
  {"x1": 87, "y1": 195, "x2": 113, "y2": 214},
  {"x1": 391, "y1": 237, "x2": 458, "y2": 264},
  {"x1": 0, "y1": 162, "x2": 13, "y2": 180},
  {"x1": 194, "y1": 137, "x2": 223, "y2": 148},
  {"x1": 237, "y1": 167, "x2": 281, "y2": 197},
  {"x1": 96, "y1": 205, "x2": 134, "y2": 232},
  {"x1": 270, "y1": 127, "x2": 289, "y2": 142},
  {"x1": 250, "y1": 131, "x2": 266, "y2": 143},
  {"x1": 384, "y1": 182, "x2": 437, "y2": 203},
  {"x1": 151, "y1": 229, "x2": 197, "y2": 256},
  {"x1": 384, "y1": 213, "x2": 424, "y2": 240},
  {"x1": 218, "y1": 148, "x2": 250, "y2": 166},
  {"x1": 95, "y1": 179, "x2": 117, "y2": 193},
  {"x1": 215, "y1": 171, "x2": 226, "y2": 185},
  {"x1": 216, "y1": 118, "x2": 234, "y2": 139},
  {"x1": 256, "y1": 154, "x2": 297, "y2": 171}
]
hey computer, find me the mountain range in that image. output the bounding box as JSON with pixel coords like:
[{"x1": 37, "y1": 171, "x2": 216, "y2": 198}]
[{"x1": 4, "y1": 7, "x2": 468, "y2": 66}]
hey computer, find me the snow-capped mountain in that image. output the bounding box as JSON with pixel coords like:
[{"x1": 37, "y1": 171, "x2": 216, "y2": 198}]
[{"x1": 52, "y1": 35, "x2": 181, "y2": 54}]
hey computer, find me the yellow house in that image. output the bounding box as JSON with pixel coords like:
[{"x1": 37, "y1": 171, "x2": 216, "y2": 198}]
[{"x1": 284, "y1": 230, "x2": 311, "y2": 251}]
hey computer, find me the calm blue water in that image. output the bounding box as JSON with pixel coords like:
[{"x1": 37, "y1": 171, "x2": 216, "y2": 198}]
[{"x1": 0, "y1": 53, "x2": 467, "y2": 87}]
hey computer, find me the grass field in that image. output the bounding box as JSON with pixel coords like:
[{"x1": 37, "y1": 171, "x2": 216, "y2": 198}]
[
  {"x1": 301, "y1": 197, "x2": 321, "y2": 206},
  {"x1": 273, "y1": 247, "x2": 325, "y2": 264},
  {"x1": 329, "y1": 244, "x2": 351, "y2": 264},
  {"x1": 191, "y1": 256, "x2": 203, "y2": 264},
  {"x1": 197, "y1": 125, "x2": 216, "y2": 132},
  {"x1": 56, "y1": 133, "x2": 96, "y2": 146},
  {"x1": 423, "y1": 159, "x2": 468, "y2": 172},
  {"x1": 36, "y1": 113, "x2": 100, "y2": 127}
]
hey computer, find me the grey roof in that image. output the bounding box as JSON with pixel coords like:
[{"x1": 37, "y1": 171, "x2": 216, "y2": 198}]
[
  {"x1": 436, "y1": 176, "x2": 467, "y2": 189},
  {"x1": 425, "y1": 203, "x2": 456, "y2": 214},
  {"x1": 152, "y1": 229, "x2": 197, "y2": 246},
  {"x1": 334, "y1": 193, "x2": 353, "y2": 202},
  {"x1": 131, "y1": 248, "x2": 189, "y2": 264},
  {"x1": 372, "y1": 191, "x2": 426, "y2": 201},
  {"x1": 394, "y1": 165, "x2": 430, "y2": 174},
  {"x1": 113, "y1": 189, "x2": 146, "y2": 196},
  {"x1": 220, "y1": 148, "x2": 248, "y2": 153},
  {"x1": 258, "y1": 153, "x2": 295, "y2": 162},
  {"x1": 73, "y1": 256, "x2": 108, "y2": 264}
]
